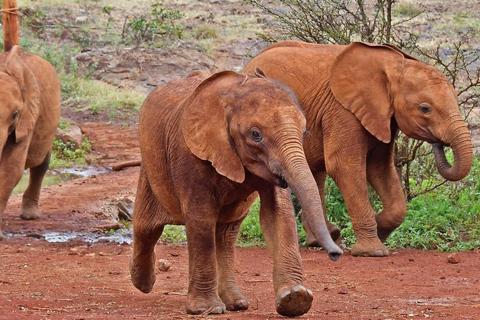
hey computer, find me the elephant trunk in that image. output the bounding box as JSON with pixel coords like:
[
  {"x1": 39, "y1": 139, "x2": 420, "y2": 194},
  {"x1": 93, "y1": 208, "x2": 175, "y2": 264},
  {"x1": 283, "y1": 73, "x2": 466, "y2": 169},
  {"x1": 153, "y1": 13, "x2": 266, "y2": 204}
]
[
  {"x1": 280, "y1": 144, "x2": 343, "y2": 261},
  {"x1": 433, "y1": 118, "x2": 473, "y2": 181}
]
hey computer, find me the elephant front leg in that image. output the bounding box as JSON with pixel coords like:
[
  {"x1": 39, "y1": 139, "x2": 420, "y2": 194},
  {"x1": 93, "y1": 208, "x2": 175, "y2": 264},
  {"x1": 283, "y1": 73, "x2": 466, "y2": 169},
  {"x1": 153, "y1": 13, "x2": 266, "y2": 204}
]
[
  {"x1": 366, "y1": 144, "x2": 406, "y2": 242},
  {"x1": 185, "y1": 214, "x2": 225, "y2": 315},
  {"x1": 0, "y1": 138, "x2": 28, "y2": 240},
  {"x1": 259, "y1": 187, "x2": 313, "y2": 317},
  {"x1": 20, "y1": 152, "x2": 51, "y2": 220}
]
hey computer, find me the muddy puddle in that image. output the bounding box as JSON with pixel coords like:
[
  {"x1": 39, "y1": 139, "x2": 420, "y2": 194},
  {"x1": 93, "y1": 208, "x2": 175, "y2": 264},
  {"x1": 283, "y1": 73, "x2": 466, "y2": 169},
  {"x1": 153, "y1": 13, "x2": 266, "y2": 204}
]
[
  {"x1": 5, "y1": 229, "x2": 132, "y2": 244},
  {"x1": 12, "y1": 166, "x2": 108, "y2": 195}
]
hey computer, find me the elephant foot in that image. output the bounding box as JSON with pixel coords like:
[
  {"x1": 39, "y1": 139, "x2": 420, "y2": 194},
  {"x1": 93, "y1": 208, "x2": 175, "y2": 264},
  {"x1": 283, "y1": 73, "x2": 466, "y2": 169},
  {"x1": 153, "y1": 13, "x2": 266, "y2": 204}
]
[
  {"x1": 276, "y1": 285, "x2": 313, "y2": 317},
  {"x1": 186, "y1": 295, "x2": 226, "y2": 315},
  {"x1": 219, "y1": 287, "x2": 249, "y2": 311},
  {"x1": 306, "y1": 224, "x2": 341, "y2": 247},
  {"x1": 129, "y1": 255, "x2": 156, "y2": 293},
  {"x1": 20, "y1": 207, "x2": 41, "y2": 220},
  {"x1": 351, "y1": 238, "x2": 389, "y2": 257}
]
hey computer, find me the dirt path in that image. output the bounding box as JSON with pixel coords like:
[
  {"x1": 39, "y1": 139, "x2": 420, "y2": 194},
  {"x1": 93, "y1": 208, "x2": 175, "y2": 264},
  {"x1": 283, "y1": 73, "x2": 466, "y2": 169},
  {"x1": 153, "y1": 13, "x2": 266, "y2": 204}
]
[
  {"x1": 1, "y1": 238, "x2": 480, "y2": 320},
  {"x1": 0, "y1": 123, "x2": 479, "y2": 319}
]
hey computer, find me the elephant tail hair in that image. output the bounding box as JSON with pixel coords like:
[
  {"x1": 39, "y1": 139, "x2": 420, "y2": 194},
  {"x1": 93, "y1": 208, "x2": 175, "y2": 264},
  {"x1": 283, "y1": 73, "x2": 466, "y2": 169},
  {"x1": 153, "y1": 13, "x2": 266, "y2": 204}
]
[
  {"x1": 112, "y1": 160, "x2": 142, "y2": 171},
  {"x1": 1, "y1": 0, "x2": 20, "y2": 52}
]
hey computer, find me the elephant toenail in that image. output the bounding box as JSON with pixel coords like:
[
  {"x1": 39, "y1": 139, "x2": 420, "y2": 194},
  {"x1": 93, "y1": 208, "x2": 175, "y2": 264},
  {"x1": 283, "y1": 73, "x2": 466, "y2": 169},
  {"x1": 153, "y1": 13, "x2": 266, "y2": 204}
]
[{"x1": 280, "y1": 290, "x2": 291, "y2": 300}]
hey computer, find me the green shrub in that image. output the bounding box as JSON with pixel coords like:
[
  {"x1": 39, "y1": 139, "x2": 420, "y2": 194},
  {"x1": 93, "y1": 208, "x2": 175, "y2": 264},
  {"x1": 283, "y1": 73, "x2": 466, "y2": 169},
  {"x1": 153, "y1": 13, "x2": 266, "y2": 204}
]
[
  {"x1": 123, "y1": 2, "x2": 184, "y2": 44},
  {"x1": 50, "y1": 136, "x2": 92, "y2": 169}
]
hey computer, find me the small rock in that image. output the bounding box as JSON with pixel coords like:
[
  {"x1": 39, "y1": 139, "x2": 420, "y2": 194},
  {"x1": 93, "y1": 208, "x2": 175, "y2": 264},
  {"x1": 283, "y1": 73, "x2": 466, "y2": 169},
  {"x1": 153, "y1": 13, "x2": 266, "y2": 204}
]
[
  {"x1": 56, "y1": 124, "x2": 83, "y2": 149},
  {"x1": 158, "y1": 259, "x2": 171, "y2": 272},
  {"x1": 447, "y1": 253, "x2": 461, "y2": 264},
  {"x1": 75, "y1": 16, "x2": 88, "y2": 23}
]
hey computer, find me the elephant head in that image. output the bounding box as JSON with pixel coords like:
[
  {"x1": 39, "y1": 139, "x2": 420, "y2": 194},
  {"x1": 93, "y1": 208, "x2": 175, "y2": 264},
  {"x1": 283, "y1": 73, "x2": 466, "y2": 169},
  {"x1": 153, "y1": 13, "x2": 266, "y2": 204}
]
[
  {"x1": 181, "y1": 69, "x2": 342, "y2": 260},
  {"x1": 330, "y1": 42, "x2": 473, "y2": 181},
  {"x1": 0, "y1": 46, "x2": 40, "y2": 157}
]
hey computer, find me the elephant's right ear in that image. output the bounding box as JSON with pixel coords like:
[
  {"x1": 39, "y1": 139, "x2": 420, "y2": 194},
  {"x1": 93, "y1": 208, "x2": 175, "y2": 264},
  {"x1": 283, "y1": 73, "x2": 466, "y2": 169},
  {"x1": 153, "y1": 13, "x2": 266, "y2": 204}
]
[
  {"x1": 330, "y1": 42, "x2": 407, "y2": 143},
  {"x1": 181, "y1": 71, "x2": 246, "y2": 184}
]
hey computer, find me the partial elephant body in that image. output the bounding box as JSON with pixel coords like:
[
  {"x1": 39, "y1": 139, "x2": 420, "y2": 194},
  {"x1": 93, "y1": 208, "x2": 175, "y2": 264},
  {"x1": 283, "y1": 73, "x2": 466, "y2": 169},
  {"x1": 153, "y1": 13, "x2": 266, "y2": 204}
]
[
  {"x1": 244, "y1": 40, "x2": 473, "y2": 257},
  {"x1": 0, "y1": 46, "x2": 61, "y2": 239},
  {"x1": 130, "y1": 70, "x2": 342, "y2": 317}
]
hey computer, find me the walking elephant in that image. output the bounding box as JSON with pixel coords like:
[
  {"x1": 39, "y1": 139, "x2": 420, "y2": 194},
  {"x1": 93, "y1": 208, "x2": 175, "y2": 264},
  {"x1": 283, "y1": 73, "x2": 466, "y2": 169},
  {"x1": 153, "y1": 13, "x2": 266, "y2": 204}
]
[
  {"x1": 244, "y1": 40, "x2": 473, "y2": 257},
  {"x1": 0, "y1": 46, "x2": 61, "y2": 240},
  {"x1": 129, "y1": 69, "x2": 342, "y2": 317}
]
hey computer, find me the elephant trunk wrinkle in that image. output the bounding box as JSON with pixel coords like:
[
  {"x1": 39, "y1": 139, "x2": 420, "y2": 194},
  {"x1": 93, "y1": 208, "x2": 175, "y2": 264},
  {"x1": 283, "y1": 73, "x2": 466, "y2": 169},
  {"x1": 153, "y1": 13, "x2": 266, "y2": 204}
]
[
  {"x1": 433, "y1": 124, "x2": 473, "y2": 181},
  {"x1": 280, "y1": 150, "x2": 342, "y2": 261}
]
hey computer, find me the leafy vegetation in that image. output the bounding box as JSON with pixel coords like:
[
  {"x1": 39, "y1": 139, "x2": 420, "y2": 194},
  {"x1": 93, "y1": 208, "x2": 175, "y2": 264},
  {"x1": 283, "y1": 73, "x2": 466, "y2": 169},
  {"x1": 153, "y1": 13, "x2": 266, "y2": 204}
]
[
  {"x1": 50, "y1": 136, "x2": 92, "y2": 169},
  {"x1": 122, "y1": 2, "x2": 184, "y2": 45}
]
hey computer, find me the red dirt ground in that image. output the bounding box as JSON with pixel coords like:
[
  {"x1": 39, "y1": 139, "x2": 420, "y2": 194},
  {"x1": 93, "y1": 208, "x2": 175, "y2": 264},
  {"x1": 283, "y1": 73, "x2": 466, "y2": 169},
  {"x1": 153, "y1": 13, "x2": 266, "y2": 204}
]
[{"x1": 1, "y1": 123, "x2": 480, "y2": 320}]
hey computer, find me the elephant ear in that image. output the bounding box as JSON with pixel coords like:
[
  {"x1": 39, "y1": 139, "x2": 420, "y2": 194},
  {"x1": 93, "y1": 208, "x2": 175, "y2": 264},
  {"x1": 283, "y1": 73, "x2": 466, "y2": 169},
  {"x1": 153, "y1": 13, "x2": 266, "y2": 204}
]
[
  {"x1": 330, "y1": 42, "x2": 407, "y2": 143},
  {"x1": 5, "y1": 45, "x2": 40, "y2": 143},
  {"x1": 181, "y1": 71, "x2": 245, "y2": 184}
]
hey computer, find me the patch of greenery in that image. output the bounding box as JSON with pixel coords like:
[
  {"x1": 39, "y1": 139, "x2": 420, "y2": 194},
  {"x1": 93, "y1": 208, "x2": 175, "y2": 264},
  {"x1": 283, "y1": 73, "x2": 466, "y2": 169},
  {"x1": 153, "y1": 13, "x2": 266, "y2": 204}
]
[
  {"x1": 238, "y1": 198, "x2": 264, "y2": 247},
  {"x1": 160, "y1": 225, "x2": 187, "y2": 244},
  {"x1": 451, "y1": 12, "x2": 480, "y2": 31},
  {"x1": 237, "y1": 155, "x2": 480, "y2": 252},
  {"x1": 393, "y1": 1, "x2": 422, "y2": 16},
  {"x1": 123, "y1": 2, "x2": 184, "y2": 44},
  {"x1": 50, "y1": 136, "x2": 92, "y2": 169},
  {"x1": 190, "y1": 24, "x2": 218, "y2": 40}
]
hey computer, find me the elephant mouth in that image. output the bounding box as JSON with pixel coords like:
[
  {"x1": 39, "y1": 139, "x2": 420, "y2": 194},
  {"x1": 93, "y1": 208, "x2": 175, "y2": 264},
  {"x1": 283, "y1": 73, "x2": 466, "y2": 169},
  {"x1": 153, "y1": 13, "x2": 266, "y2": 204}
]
[{"x1": 275, "y1": 175, "x2": 289, "y2": 189}]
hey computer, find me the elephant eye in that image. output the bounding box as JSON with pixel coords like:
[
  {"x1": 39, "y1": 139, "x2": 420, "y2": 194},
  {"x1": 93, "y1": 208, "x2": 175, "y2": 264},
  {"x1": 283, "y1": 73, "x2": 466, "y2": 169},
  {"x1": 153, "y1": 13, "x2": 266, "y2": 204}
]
[
  {"x1": 419, "y1": 105, "x2": 431, "y2": 114},
  {"x1": 11, "y1": 111, "x2": 19, "y2": 122},
  {"x1": 251, "y1": 129, "x2": 263, "y2": 142}
]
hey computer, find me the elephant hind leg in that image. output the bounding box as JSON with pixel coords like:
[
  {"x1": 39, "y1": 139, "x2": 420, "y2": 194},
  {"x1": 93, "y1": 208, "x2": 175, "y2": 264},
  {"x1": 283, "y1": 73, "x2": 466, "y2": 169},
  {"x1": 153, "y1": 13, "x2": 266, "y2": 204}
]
[
  {"x1": 367, "y1": 146, "x2": 407, "y2": 242},
  {"x1": 20, "y1": 152, "x2": 51, "y2": 220},
  {"x1": 130, "y1": 169, "x2": 165, "y2": 293}
]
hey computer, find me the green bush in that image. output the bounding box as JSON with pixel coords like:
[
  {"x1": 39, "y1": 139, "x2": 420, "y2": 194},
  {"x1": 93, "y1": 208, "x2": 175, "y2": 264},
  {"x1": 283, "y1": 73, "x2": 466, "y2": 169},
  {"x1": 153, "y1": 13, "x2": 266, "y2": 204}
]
[
  {"x1": 123, "y1": 2, "x2": 184, "y2": 44},
  {"x1": 50, "y1": 136, "x2": 92, "y2": 169}
]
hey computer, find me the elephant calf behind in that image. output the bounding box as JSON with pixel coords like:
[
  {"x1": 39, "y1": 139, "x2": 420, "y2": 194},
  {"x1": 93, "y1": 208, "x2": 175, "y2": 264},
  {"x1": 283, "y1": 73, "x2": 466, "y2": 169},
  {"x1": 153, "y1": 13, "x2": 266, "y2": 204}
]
[
  {"x1": 129, "y1": 69, "x2": 342, "y2": 317},
  {"x1": 0, "y1": 46, "x2": 61, "y2": 240}
]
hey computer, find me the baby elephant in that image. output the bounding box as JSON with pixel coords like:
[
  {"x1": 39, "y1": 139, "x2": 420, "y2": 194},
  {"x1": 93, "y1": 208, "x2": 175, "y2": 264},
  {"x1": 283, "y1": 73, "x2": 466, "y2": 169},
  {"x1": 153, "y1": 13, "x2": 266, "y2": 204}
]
[
  {"x1": 130, "y1": 69, "x2": 342, "y2": 317},
  {"x1": 0, "y1": 46, "x2": 60, "y2": 240}
]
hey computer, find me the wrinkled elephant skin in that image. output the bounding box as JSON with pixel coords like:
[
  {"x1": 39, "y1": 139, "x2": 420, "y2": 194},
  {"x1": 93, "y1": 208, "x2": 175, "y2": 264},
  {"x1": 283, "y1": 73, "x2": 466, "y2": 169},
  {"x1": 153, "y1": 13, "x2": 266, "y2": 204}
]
[
  {"x1": 129, "y1": 70, "x2": 342, "y2": 317},
  {"x1": 0, "y1": 46, "x2": 61, "y2": 240},
  {"x1": 244, "y1": 40, "x2": 473, "y2": 257}
]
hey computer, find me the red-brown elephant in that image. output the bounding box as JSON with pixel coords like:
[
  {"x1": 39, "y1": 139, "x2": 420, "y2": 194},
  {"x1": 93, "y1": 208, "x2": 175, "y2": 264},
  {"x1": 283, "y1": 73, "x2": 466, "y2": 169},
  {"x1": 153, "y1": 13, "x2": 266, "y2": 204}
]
[
  {"x1": 244, "y1": 40, "x2": 473, "y2": 257},
  {"x1": 129, "y1": 69, "x2": 342, "y2": 317},
  {"x1": 0, "y1": 46, "x2": 61, "y2": 240}
]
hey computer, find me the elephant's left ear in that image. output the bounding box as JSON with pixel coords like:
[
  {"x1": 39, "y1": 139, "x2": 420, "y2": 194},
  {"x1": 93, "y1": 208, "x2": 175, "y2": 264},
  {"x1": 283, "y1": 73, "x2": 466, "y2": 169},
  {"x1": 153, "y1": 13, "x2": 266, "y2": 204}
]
[
  {"x1": 181, "y1": 71, "x2": 246, "y2": 184},
  {"x1": 5, "y1": 46, "x2": 40, "y2": 143},
  {"x1": 330, "y1": 42, "x2": 407, "y2": 143}
]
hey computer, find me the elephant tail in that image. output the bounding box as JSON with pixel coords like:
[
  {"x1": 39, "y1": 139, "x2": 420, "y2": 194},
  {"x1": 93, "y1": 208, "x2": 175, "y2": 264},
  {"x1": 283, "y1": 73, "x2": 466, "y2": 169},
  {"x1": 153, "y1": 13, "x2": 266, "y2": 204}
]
[
  {"x1": 112, "y1": 160, "x2": 142, "y2": 171},
  {"x1": 1, "y1": 0, "x2": 20, "y2": 52}
]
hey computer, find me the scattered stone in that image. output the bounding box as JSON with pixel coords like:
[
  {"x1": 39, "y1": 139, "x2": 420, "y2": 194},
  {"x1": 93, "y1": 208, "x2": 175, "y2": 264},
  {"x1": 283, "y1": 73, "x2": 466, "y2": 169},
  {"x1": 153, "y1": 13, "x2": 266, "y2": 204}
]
[
  {"x1": 158, "y1": 259, "x2": 171, "y2": 272},
  {"x1": 447, "y1": 253, "x2": 461, "y2": 264},
  {"x1": 338, "y1": 289, "x2": 348, "y2": 294},
  {"x1": 75, "y1": 16, "x2": 88, "y2": 23},
  {"x1": 56, "y1": 124, "x2": 84, "y2": 149}
]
